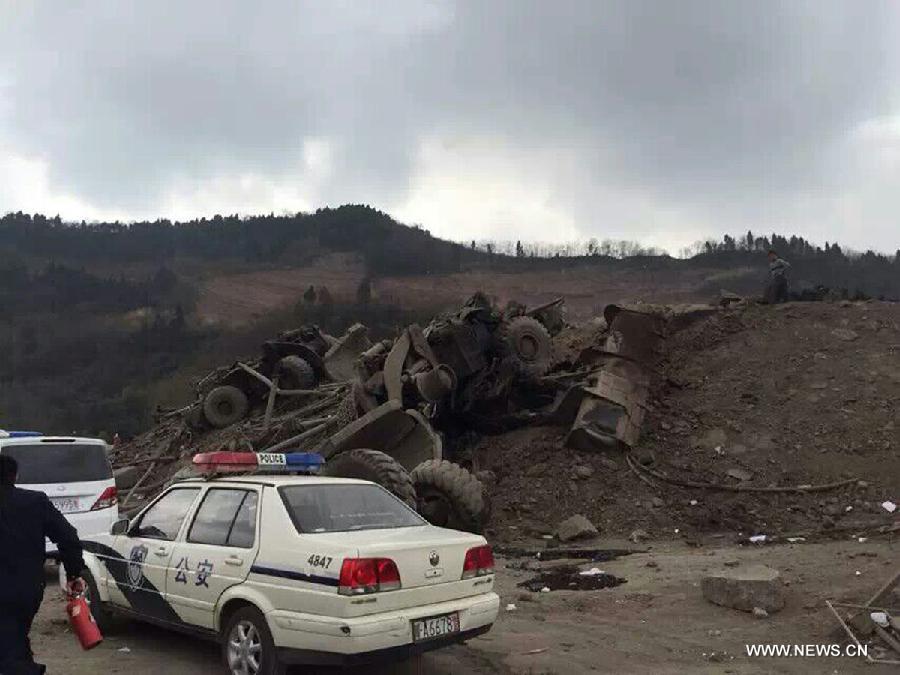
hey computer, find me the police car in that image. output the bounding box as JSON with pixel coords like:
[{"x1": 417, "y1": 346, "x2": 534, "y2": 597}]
[{"x1": 73, "y1": 451, "x2": 499, "y2": 674}]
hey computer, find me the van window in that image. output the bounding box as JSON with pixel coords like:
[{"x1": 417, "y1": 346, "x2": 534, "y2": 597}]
[{"x1": 2, "y1": 443, "x2": 111, "y2": 484}]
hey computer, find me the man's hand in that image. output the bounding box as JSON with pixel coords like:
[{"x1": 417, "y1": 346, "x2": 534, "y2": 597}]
[{"x1": 66, "y1": 577, "x2": 87, "y2": 596}]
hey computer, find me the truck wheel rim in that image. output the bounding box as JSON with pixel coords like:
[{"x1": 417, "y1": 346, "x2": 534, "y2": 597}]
[
  {"x1": 518, "y1": 334, "x2": 538, "y2": 359},
  {"x1": 227, "y1": 620, "x2": 262, "y2": 675}
]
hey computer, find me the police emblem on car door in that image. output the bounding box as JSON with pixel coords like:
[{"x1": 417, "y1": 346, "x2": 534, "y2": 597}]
[{"x1": 127, "y1": 544, "x2": 149, "y2": 587}]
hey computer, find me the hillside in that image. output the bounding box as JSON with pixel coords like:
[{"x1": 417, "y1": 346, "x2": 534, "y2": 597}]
[
  {"x1": 195, "y1": 254, "x2": 716, "y2": 326},
  {"x1": 2, "y1": 204, "x2": 899, "y2": 437}
]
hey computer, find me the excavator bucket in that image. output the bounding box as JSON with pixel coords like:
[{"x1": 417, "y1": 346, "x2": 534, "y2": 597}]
[
  {"x1": 323, "y1": 323, "x2": 371, "y2": 382},
  {"x1": 317, "y1": 400, "x2": 442, "y2": 472}
]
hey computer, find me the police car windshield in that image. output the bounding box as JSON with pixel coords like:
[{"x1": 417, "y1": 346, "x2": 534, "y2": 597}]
[
  {"x1": 3, "y1": 443, "x2": 111, "y2": 484},
  {"x1": 280, "y1": 484, "x2": 425, "y2": 533}
]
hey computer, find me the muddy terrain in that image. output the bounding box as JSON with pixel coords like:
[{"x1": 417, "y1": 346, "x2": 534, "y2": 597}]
[
  {"x1": 32, "y1": 538, "x2": 897, "y2": 674},
  {"x1": 84, "y1": 297, "x2": 900, "y2": 673}
]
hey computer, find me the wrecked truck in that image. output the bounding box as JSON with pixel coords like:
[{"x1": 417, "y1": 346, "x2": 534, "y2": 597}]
[
  {"x1": 305, "y1": 293, "x2": 564, "y2": 532},
  {"x1": 154, "y1": 295, "x2": 564, "y2": 534},
  {"x1": 188, "y1": 324, "x2": 370, "y2": 429}
]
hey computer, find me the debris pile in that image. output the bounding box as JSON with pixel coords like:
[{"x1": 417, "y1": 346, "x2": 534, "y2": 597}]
[
  {"x1": 827, "y1": 571, "x2": 900, "y2": 665},
  {"x1": 113, "y1": 294, "x2": 697, "y2": 531},
  {"x1": 113, "y1": 296, "x2": 898, "y2": 543}
]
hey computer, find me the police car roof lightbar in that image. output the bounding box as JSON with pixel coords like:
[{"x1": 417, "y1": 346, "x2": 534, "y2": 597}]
[
  {"x1": 192, "y1": 451, "x2": 324, "y2": 476},
  {"x1": 0, "y1": 430, "x2": 43, "y2": 439}
]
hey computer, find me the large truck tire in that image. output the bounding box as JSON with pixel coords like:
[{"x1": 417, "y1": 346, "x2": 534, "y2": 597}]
[
  {"x1": 277, "y1": 355, "x2": 318, "y2": 390},
  {"x1": 410, "y1": 459, "x2": 487, "y2": 533},
  {"x1": 321, "y1": 449, "x2": 416, "y2": 507},
  {"x1": 203, "y1": 385, "x2": 249, "y2": 428},
  {"x1": 495, "y1": 316, "x2": 553, "y2": 377}
]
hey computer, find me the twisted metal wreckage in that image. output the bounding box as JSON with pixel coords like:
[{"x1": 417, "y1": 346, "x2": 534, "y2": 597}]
[{"x1": 142, "y1": 294, "x2": 697, "y2": 533}]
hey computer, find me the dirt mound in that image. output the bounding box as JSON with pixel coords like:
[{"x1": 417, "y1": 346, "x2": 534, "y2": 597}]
[
  {"x1": 115, "y1": 297, "x2": 898, "y2": 543},
  {"x1": 481, "y1": 301, "x2": 899, "y2": 543}
]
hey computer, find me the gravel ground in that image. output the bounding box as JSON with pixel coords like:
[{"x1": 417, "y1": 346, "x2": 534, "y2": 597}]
[{"x1": 29, "y1": 538, "x2": 899, "y2": 674}]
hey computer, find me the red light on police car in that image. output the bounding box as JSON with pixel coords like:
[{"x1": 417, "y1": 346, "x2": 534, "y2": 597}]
[{"x1": 192, "y1": 451, "x2": 258, "y2": 474}]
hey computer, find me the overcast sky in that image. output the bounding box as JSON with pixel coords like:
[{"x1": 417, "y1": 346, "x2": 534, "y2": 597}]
[{"x1": 2, "y1": 1, "x2": 899, "y2": 253}]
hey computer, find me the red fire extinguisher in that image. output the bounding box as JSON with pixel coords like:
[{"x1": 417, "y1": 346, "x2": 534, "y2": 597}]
[{"x1": 67, "y1": 591, "x2": 103, "y2": 650}]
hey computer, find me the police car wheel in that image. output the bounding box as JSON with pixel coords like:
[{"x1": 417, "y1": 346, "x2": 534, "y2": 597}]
[
  {"x1": 222, "y1": 606, "x2": 285, "y2": 675},
  {"x1": 82, "y1": 569, "x2": 115, "y2": 633}
]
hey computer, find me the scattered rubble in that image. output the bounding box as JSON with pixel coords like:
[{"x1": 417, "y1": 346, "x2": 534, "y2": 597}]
[
  {"x1": 725, "y1": 468, "x2": 752, "y2": 482},
  {"x1": 831, "y1": 328, "x2": 860, "y2": 341},
  {"x1": 701, "y1": 564, "x2": 786, "y2": 614},
  {"x1": 827, "y1": 571, "x2": 900, "y2": 665},
  {"x1": 518, "y1": 565, "x2": 626, "y2": 592},
  {"x1": 555, "y1": 515, "x2": 599, "y2": 542},
  {"x1": 113, "y1": 297, "x2": 899, "y2": 544}
]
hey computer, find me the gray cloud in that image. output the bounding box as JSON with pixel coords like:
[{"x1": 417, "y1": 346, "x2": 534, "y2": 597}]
[{"x1": 1, "y1": 0, "x2": 899, "y2": 252}]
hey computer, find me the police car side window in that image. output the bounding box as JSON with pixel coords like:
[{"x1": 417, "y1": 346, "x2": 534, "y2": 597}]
[
  {"x1": 228, "y1": 492, "x2": 258, "y2": 548},
  {"x1": 188, "y1": 489, "x2": 257, "y2": 548},
  {"x1": 132, "y1": 488, "x2": 200, "y2": 541}
]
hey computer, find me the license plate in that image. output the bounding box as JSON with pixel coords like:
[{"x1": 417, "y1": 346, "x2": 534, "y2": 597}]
[
  {"x1": 256, "y1": 453, "x2": 286, "y2": 467},
  {"x1": 51, "y1": 497, "x2": 81, "y2": 513},
  {"x1": 411, "y1": 613, "x2": 460, "y2": 642}
]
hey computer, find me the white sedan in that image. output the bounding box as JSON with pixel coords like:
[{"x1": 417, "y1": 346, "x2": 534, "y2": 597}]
[{"x1": 75, "y1": 467, "x2": 499, "y2": 675}]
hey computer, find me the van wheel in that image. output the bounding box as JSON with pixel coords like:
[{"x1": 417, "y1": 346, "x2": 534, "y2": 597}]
[
  {"x1": 82, "y1": 569, "x2": 116, "y2": 633},
  {"x1": 222, "y1": 606, "x2": 285, "y2": 675}
]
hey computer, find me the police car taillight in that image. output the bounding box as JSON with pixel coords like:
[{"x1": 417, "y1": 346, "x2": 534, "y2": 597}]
[
  {"x1": 338, "y1": 558, "x2": 402, "y2": 595},
  {"x1": 461, "y1": 545, "x2": 494, "y2": 579},
  {"x1": 192, "y1": 451, "x2": 324, "y2": 475},
  {"x1": 90, "y1": 486, "x2": 118, "y2": 511}
]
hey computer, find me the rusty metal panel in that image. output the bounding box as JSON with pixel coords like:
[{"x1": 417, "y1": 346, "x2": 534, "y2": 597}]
[
  {"x1": 383, "y1": 331, "x2": 411, "y2": 402},
  {"x1": 603, "y1": 305, "x2": 667, "y2": 364},
  {"x1": 566, "y1": 305, "x2": 664, "y2": 451}
]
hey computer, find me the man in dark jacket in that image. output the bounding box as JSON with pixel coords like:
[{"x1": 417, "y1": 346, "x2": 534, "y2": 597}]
[
  {"x1": 0, "y1": 454, "x2": 86, "y2": 675},
  {"x1": 765, "y1": 249, "x2": 791, "y2": 303}
]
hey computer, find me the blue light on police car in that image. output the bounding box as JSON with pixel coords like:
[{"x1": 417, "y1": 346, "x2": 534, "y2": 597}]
[
  {"x1": 0, "y1": 430, "x2": 43, "y2": 438},
  {"x1": 257, "y1": 451, "x2": 324, "y2": 474},
  {"x1": 283, "y1": 452, "x2": 324, "y2": 471}
]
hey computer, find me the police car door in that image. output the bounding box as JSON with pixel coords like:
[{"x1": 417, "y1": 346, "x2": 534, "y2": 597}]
[
  {"x1": 165, "y1": 487, "x2": 260, "y2": 630},
  {"x1": 107, "y1": 487, "x2": 201, "y2": 624}
]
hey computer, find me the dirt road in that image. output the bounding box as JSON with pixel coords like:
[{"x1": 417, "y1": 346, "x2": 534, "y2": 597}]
[{"x1": 30, "y1": 539, "x2": 898, "y2": 674}]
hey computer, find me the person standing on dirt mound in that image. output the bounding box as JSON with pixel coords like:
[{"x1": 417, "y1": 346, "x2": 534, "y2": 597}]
[
  {"x1": 765, "y1": 249, "x2": 791, "y2": 303},
  {"x1": 0, "y1": 455, "x2": 87, "y2": 675}
]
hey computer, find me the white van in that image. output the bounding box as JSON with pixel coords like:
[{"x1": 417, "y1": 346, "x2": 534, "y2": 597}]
[{"x1": 0, "y1": 432, "x2": 119, "y2": 556}]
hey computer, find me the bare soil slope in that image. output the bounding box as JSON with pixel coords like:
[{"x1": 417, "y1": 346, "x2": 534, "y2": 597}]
[
  {"x1": 482, "y1": 301, "x2": 899, "y2": 543},
  {"x1": 196, "y1": 259, "x2": 717, "y2": 325}
]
